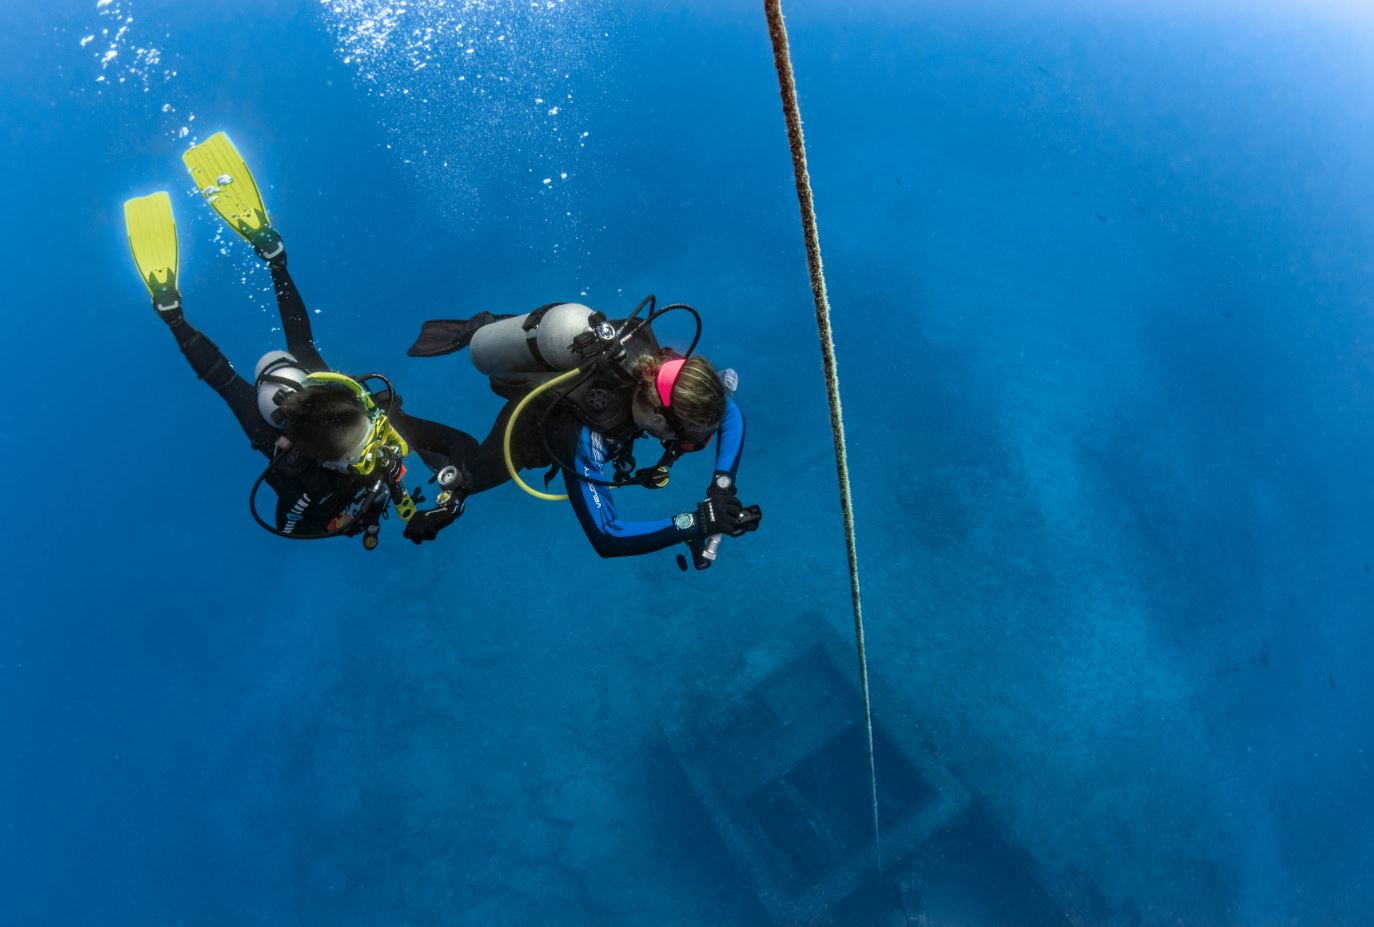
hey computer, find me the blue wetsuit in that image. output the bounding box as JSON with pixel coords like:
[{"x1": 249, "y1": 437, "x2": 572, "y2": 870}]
[{"x1": 565, "y1": 397, "x2": 746, "y2": 557}]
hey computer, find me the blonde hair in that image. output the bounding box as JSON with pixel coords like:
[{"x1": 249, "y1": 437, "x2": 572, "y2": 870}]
[{"x1": 632, "y1": 354, "x2": 726, "y2": 436}]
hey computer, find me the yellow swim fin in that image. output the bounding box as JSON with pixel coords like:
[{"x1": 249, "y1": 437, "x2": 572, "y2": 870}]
[
  {"x1": 123, "y1": 191, "x2": 181, "y2": 312},
  {"x1": 181, "y1": 131, "x2": 283, "y2": 259}
]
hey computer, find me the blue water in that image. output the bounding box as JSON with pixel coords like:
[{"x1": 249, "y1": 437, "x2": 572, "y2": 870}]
[{"x1": 4, "y1": 0, "x2": 1373, "y2": 924}]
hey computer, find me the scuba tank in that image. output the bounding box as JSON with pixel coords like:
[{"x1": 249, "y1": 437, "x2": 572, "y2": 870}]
[
  {"x1": 471, "y1": 301, "x2": 664, "y2": 437},
  {"x1": 470, "y1": 302, "x2": 604, "y2": 390},
  {"x1": 254, "y1": 350, "x2": 308, "y2": 428}
]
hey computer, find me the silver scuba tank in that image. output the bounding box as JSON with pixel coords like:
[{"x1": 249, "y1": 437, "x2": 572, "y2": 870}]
[
  {"x1": 254, "y1": 351, "x2": 309, "y2": 428},
  {"x1": 469, "y1": 302, "x2": 596, "y2": 388}
]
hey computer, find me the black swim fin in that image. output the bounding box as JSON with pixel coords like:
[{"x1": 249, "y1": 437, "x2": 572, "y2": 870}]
[{"x1": 407, "y1": 312, "x2": 510, "y2": 356}]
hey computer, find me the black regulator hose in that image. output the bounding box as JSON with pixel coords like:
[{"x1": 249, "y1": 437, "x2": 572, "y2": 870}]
[{"x1": 352, "y1": 372, "x2": 397, "y2": 416}]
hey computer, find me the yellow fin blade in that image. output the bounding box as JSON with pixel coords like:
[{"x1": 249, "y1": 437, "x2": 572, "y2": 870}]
[
  {"x1": 123, "y1": 191, "x2": 178, "y2": 297},
  {"x1": 182, "y1": 131, "x2": 273, "y2": 244}
]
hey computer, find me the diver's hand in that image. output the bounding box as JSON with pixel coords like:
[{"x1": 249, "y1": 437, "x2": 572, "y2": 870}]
[
  {"x1": 697, "y1": 474, "x2": 747, "y2": 538},
  {"x1": 403, "y1": 503, "x2": 462, "y2": 545},
  {"x1": 693, "y1": 494, "x2": 760, "y2": 538}
]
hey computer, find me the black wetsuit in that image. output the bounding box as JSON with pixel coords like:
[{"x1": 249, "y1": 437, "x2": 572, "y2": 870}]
[{"x1": 164, "y1": 257, "x2": 477, "y2": 536}]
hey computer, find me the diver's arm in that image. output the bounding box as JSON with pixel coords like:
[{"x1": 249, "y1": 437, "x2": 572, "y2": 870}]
[
  {"x1": 565, "y1": 428, "x2": 688, "y2": 558},
  {"x1": 390, "y1": 408, "x2": 480, "y2": 475},
  {"x1": 689, "y1": 397, "x2": 759, "y2": 562},
  {"x1": 268, "y1": 257, "x2": 327, "y2": 371},
  {"x1": 166, "y1": 314, "x2": 278, "y2": 453},
  {"x1": 393, "y1": 408, "x2": 480, "y2": 545},
  {"x1": 711, "y1": 397, "x2": 745, "y2": 484}
]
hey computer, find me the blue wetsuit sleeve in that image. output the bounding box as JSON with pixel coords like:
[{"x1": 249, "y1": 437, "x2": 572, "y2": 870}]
[
  {"x1": 712, "y1": 397, "x2": 745, "y2": 481},
  {"x1": 565, "y1": 427, "x2": 688, "y2": 558}
]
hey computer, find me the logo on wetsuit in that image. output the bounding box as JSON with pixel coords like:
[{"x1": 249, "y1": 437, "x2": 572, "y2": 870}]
[
  {"x1": 585, "y1": 432, "x2": 607, "y2": 510},
  {"x1": 283, "y1": 492, "x2": 312, "y2": 533}
]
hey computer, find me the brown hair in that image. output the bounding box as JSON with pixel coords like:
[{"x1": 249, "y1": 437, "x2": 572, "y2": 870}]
[
  {"x1": 632, "y1": 353, "x2": 725, "y2": 437},
  {"x1": 280, "y1": 383, "x2": 371, "y2": 461}
]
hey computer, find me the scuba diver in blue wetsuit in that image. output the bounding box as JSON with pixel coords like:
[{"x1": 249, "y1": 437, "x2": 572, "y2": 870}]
[{"x1": 406, "y1": 296, "x2": 762, "y2": 567}]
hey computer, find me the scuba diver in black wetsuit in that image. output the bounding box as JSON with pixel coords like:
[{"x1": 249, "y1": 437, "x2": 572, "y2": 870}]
[
  {"x1": 407, "y1": 296, "x2": 762, "y2": 568},
  {"x1": 123, "y1": 134, "x2": 474, "y2": 548}
]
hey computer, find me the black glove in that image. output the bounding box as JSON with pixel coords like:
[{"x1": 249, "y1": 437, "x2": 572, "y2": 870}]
[
  {"x1": 693, "y1": 494, "x2": 760, "y2": 538},
  {"x1": 403, "y1": 503, "x2": 461, "y2": 545}
]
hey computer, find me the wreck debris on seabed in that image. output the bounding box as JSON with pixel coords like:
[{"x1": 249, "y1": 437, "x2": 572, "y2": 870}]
[{"x1": 662, "y1": 620, "x2": 1080, "y2": 927}]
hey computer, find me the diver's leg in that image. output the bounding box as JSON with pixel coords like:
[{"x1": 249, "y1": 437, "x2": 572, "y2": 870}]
[
  {"x1": 267, "y1": 255, "x2": 327, "y2": 371},
  {"x1": 466, "y1": 397, "x2": 559, "y2": 494},
  {"x1": 467, "y1": 399, "x2": 522, "y2": 494},
  {"x1": 164, "y1": 311, "x2": 277, "y2": 452}
]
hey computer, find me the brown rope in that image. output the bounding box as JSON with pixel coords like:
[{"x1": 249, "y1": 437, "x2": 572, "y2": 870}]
[{"x1": 764, "y1": 0, "x2": 882, "y2": 871}]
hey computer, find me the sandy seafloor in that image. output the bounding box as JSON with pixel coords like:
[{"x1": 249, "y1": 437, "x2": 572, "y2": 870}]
[{"x1": 3, "y1": 1, "x2": 1373, "y2": 924}]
